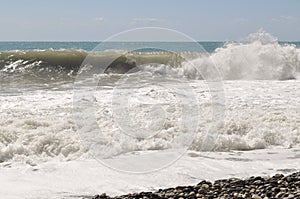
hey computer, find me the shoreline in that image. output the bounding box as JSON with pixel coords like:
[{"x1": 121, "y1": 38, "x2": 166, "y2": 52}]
[
  {"x1": 90, "y1": 172, "x2": 300, "y2": 199},
  {"x1": 1, "y1": 148, "x2": 299, "y2": 198}
]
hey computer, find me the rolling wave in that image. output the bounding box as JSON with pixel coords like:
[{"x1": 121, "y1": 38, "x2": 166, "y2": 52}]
[{"x1": 0, "y1": 40, "x2": 299, "y2": 82}]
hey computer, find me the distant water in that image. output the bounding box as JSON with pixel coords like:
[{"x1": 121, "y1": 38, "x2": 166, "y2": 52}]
[
  {"x1": 0, "y1": 41, "x2": 224, "y2": 52},
  {"x1": 0, "y1": 41, "x2": 299, "y2": 52}
]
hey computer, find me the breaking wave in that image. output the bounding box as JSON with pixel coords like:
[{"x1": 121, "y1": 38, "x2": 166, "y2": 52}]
[
  {"x1": 146, "y1": 30, "x2": 300, "y2": 80},
  {"x1": 1, "y1": 37, "x2": 299, "y2": 82}
]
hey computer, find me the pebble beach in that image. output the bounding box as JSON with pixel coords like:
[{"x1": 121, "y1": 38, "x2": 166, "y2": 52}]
[{"x1": 91, "y1": 172, "x2": 300, "y2": 199}]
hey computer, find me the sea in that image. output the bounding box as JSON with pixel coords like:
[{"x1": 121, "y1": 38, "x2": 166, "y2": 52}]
[{"x1": 0, "y1": 33, "x2": 299, "y2": 198}]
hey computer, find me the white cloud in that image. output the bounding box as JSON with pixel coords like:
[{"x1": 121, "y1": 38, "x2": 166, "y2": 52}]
[
  {"x1": 132, "y1": 18, "x2": 159, "y2": 23},
  {"x1": 271, "y1": 15, "x2": 298, "y2": 23},
  {"x1": 129, "y1": 18, "x2": 163, "y2": 26},
  {"x1": 95, "y1": 17, "x2": 104, "y2": 22}
]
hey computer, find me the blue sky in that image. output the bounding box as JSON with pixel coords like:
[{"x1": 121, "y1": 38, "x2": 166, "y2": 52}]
[{"x1": 1, "y1": 0, "x2": 300, "y2": 41}]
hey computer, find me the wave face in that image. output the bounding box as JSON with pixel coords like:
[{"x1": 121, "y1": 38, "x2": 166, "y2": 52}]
[
  {"x1": 0, "y1": 50, "x2": 194, "y2": 82},
  {"x1": 0, "y1": 48, "x2": 299, "y2": 83},
  {"x1": 0, "y1": 50, "x2": 87, "y2": 83},
  {"x1": 0, "y1": 39, "x2": 300, "y2": 83}
]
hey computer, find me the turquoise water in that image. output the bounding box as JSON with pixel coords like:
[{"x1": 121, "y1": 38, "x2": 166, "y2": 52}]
[
  {"x1": 0, "y1": 42, "x2": 224, "y2": 53},
  {"x1": 0, "y1": 41, "x2": 299, "y2": 53}
]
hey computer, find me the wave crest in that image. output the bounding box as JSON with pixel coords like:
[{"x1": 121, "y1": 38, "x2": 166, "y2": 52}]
[{"x1": 211, "y1": 41, "x2": 299, "y2": 80}]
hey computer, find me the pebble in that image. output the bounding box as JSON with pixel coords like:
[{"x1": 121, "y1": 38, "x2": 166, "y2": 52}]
[{"x1": 90, "y1": 172, "x2": 300, "y2": 199}]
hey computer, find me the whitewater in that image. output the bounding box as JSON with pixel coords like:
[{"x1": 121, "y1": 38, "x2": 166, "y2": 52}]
[{"x1": 0, "y1": 31, "x2": 299, "y2": 198}]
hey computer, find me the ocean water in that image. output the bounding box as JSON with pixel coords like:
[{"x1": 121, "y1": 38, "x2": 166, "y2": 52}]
[
  {"x1": 1, "y1": 41, "x2": 299, "y2": 52},
  {"x1": 0, "y1": 31, "x2": 300, "y2": 198},
  {"x1": 0, "y1": 41, "x2": 225, "y2": 52}
]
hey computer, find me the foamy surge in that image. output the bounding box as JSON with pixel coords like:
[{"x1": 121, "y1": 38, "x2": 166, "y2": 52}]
[
  {"x1": 1, "y1": 79, "x2": 299, "y2": 163},
  {"x1": 0, "y1": 90, "x2": 86, "y2": 163},
  {"x1": 74, "y1": 76, "x2": 299, "y2": 159},
  {"x1": 142, "y1": 41, "x2": 300, "y2": 80}
]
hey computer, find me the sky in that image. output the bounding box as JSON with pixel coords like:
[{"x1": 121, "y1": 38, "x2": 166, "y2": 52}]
[{"x1": 1, "y1": 0, "x2": 300, "y2": 41}]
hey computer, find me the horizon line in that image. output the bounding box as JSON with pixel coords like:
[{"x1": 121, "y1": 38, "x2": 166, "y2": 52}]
[{"x1": 0, "y1": 40, "x2": 300, "y2": 42}]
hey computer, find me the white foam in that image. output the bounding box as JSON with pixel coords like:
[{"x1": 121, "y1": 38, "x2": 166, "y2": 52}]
[
  {"x1": 1, "y1": 80, "x2": 299, "y2": 163},
  {"x1": 138, "y1": 31, "x2": 300, "y2": 80},
  {"x1": 1, "y1": 148, "x2": 299, "y2": 199},
  {"x1": 210, "y1": 41, "x2": 299, "y2": 80},
  {"x1": 138, "y1": 41, "x2": 300, "y2": 80},
  {"x1": 71, "y1": 79, "x2": 300, "y2": 159},
  {"x1": 246, "y1": 28, "x2": 278, "y2": 44},
  {"x1": 0, "y1": 78, "x2": 299, "y2": 199},
  {"x1": 0, "y1": 90, "x2": 86, "y2": 163}
]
